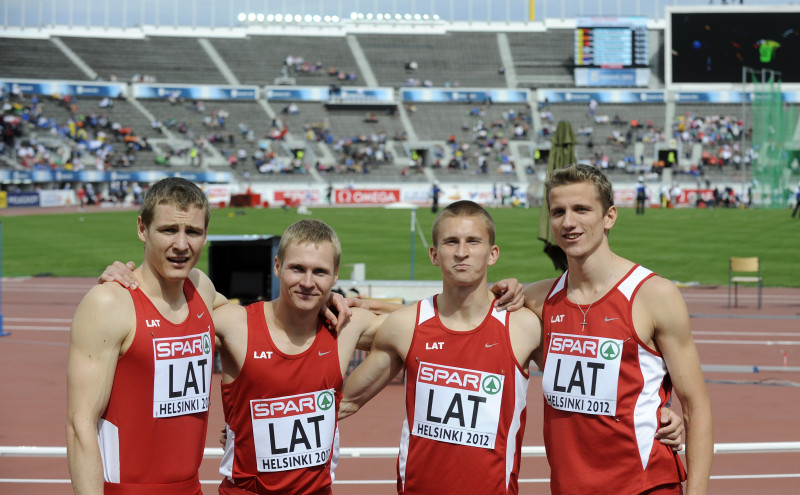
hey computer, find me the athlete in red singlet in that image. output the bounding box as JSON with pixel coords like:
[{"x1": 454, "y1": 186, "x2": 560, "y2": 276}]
[
  {"x1": 98, "y1": 281, "x2": 215, "y2": 492},
  {"x1": 218, "y1": 302, "x2": 342, "y2": 494},
  {"x1": 67, "y1": 178, "x2": 225, "y2": 494},
  {"x1": 399, "y1": 295, "x2": 529, "y2": 494},
  {"x1": 212, "y1": 219, "x2": 386, "y2": 495},
  {"x1": 542, "y1": 265, "x2": 687, "y2": 494},
  {"x1": 495, "y1": 164, "x2": 713, "y2": 494},
  {"x1": 340, "y1": 201, "x2": 543, "y2": 495}
]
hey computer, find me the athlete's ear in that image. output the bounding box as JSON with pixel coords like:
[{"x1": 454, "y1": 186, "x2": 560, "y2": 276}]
[
  {"x1": 273, "y1": 255, "x2": 281, "y2": 278},
  {"x1": 137, "y1": 216, "x2": 147, "y2": 243},
  {"x1": 429, "y1": 245, "x2": 440, "y2": 266},
  {"x1": 487, "y1": 244, "x2": 499, "y2": 266},
  {"x1": 604, "y1": 205, "x2": 617, "y2": 232}
]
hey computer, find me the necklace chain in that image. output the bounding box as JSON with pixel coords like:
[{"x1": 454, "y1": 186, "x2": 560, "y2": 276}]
[{"x1": 568, "y1": 256, "x2": 616, "y2": 331}]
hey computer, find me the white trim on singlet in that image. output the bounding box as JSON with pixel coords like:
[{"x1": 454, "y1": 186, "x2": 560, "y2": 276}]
[
  {"x1": 506, "y1": 367, "x2": 530, "y2": 489},
  {"x1": 547, "y1": 273, "x2": 568, "y2": 300},
  {"x1": 634, "y1": 347, "x2": 668, "y2": 469},
  {"x1": 618, "y1": 266, "x2": 653, "y2": 301},
  {"x1": 418, "y1": 296, "x2": 435, "y2": 325},
  {"x1": 97, "y1": 418, "x2": 121, "y2": 483}
]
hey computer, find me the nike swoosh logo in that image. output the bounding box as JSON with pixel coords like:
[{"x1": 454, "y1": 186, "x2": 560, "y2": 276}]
[
  {"x1": 485, "y1": 343, "x2": 500, "y2": 348},
  {"x1": 318, "y1": 351, "x2": 331, "y2": 356},
  {"x1": 604, "y1": 317, "x2": 619, "y2": 322},
  {"x1": 196, "y1": 312, "x2": 205, "y2": 319}
]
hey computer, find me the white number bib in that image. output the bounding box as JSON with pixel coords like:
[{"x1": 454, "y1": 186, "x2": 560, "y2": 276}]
[
  {"x1": 542, "y1": 333, "x2": 623, "y2": 416},
  {"x1": 412, "y1": 362, "x2": 503, "y2": 450},
  {"x1": 250, "y1": 389, "x2": 337, "y2": 472},
  {"x1": 152, "y1": 332, "x2": 213, "y2": 418}
]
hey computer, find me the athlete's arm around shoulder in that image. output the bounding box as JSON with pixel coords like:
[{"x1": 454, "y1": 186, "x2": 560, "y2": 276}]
[
  {"x1": 341, "y1": 306, "x2": 395, "y2": 352},
  {"x1": 189, "y1": 267, "x2": 229, "y2": 311},
  {"x1": 188, "y1": 268, "x2": 230, "y2": 349},
  {"x1": 66, "y1": 283, "x2": 136, "y2": 495},
  {"x1": 522, "y1": 278, "x2": 557, "y2": 318},
  {"x1": 212, "y1": 302, "x2": 248, "y2": 381},
  {"x1": 507, "y1": 306, "x2": 543, "y2": 371},
  {"x1": 638, "y1": 276, "x2": 713, "y2": 495},
  {"x1": 339, "y1": 305, "x2": 416, "y2": 420}
]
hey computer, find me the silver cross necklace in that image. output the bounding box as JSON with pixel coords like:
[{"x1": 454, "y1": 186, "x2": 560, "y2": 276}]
[{"x1": 568, "y1": 255, "x2": 616, "y2": 331}]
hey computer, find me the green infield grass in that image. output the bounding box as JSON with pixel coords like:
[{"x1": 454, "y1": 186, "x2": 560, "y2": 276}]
[{"x1": 1, "y1": 205, "x2": 797, "y2": 287}]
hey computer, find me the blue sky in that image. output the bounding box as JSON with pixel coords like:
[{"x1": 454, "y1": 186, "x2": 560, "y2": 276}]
[{"x1": 2, "y1": 0, "x2": 794, "y2": 28}]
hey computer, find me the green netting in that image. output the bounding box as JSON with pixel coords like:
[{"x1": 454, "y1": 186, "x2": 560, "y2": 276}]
[{"x1": 749, "y1": 72, "x2": 797, "y2": 208}]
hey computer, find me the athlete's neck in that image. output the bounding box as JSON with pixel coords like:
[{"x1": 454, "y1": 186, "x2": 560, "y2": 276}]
[
  {"x1": 135, "y1": 264, "x2": 186, "y2": 309},
  {"x1": 270, "y1": 299, "x2": 320, "y2": 344},
  {"x1": 436, "y1": 283, "x2": 493, "y2": 332}
]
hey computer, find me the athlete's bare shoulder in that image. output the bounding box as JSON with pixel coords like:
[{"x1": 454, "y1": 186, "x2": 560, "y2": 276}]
[{"x1": 524, "y1": 278, "x2": 559, "y2": 317}]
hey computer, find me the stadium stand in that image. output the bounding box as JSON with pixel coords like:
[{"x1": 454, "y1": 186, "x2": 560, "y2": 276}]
[
  {"x1": 61, "y1": 36, "x2": 227, "y2": 84},
  {"x1": 358, "y1": 32, "x2": 505, "y2": 88},
  {"x1": 0, "y1": 38, "x2": 86, "y2": 80},
  {"x1": 210, "y1": 35, "x2": 362, "y2": 87},
  {"x1": 507, "y1": 30, "x2": 574, "y2": 88}
]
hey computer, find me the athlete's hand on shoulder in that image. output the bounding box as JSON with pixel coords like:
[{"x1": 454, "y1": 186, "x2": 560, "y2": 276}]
[
  {"x1": 219, "y1": 426, "x2": 227, "y2": 447},
  {"x1": 656, "y1": 407, "x2": 685, "y2": 452},
  {"x1": 345, "y1": 297, "x2": 371, "y2": 310},
  {"x1": 321, "y1": 292, "x2": 351, "y2": 333},
  {"x1": 490, "y1": 278, "x2": 524, "y2": 312},
  {"x1": 98, "y1": 260, "x2": 138, "y2": 290}
]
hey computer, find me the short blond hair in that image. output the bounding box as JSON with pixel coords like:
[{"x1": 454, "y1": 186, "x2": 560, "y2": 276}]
[
  {"x1": 276, "y1": 219, "x2": 342, "y2": 271},
  {"x1": 431, "y1": 200, "x2": 496, "y2": 245}
]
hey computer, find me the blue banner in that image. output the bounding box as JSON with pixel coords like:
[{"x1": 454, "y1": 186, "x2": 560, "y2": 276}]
[
  {"x1": 574, "y1": 68, "x2": 650, "y2": 87},
  {"x1": 265, "y1": 86, "x2": 395, "y2": 102},
  {"x1": 266, "y1": 86, "x2": 329, "y2": 101},
  {"x1": 0, "y1": 170, "x2": 232, "y2": 184},
  {"x1": 538, "y1": 90, "x2": 665, "y2": 104},
  {"x1": 6, "y1": 192, "x2": 40, "y2": 208},
  {"x1": 132, "y1": 84, "x2": 258, "y2": 100},
  {"x1": 401, "y1": 88, "x2": 529, "y2": 103},
  {"x1": 0, "y1": 79, "x2": 126, "y2": 97},
  {"x1": 675, "y1": 91, "x2": 800, "y2": 104}
]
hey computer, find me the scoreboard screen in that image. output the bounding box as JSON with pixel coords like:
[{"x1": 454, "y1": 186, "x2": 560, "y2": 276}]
[
  {"x1": 575, "y1": 17, "x2": 649, "y2": 69},
  {"x1": 668, "y1": 8, "x2": 800, "y2": 84}
]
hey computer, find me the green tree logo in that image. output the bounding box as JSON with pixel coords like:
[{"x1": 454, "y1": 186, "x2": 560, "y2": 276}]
[
  {"x1": 482, "y1": 375, "x2": 502, "y2": 395},
  {"x1": 600, "y1": 341, "x2": 621, "y2": 361},
  {"x1": 317, "y1": 391, "x2": 334, "y2": 410}
]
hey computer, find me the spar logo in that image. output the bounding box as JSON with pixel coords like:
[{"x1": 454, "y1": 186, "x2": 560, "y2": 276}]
[
  {"x1": 482, "y1": 375, "x2": 502, "y2": 395},
  {"x1": 599, "y1": 340, "x2": 621, "y2": 361},
  {"x1": 418, "y1": 363, "x2": 480, "y2": 392},
  {"x1": 252, "y1": 393, "x2": 317, "y2": 419},
  {"x1": 549, "y1": 335, "x2": 599, "y2": 358},
  {"x1": 154, "y1": 334, "x2": 211, "y2": 360},
  {"x1": 317, "y1": 391, "x2": 334, "y2": 411}
]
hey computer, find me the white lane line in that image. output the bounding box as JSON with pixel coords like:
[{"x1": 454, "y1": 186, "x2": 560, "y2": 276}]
[
  {"x1": 4, "y1": 318, "x2": 72, "y2": 323},
  {"x1": 693, "y1": 331, "x2": 800, "y2": 337},
  {"x1": 694, "y1": 339, "x2": 800, "y2": 346}
]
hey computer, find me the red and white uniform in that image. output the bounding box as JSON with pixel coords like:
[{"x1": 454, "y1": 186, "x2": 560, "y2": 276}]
[
  {"x1": 398, "y1": 296, "x2": 529, "y2": 495},
  {"x1": 541, "y1": 265, "x2": 687, "y2": 495},
  {"x1": 98, "y1": 280, "x2": 214, "y2": 494},
  {"x1": 219, "y1": 302, "x2": 342, "y2": 495}
]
